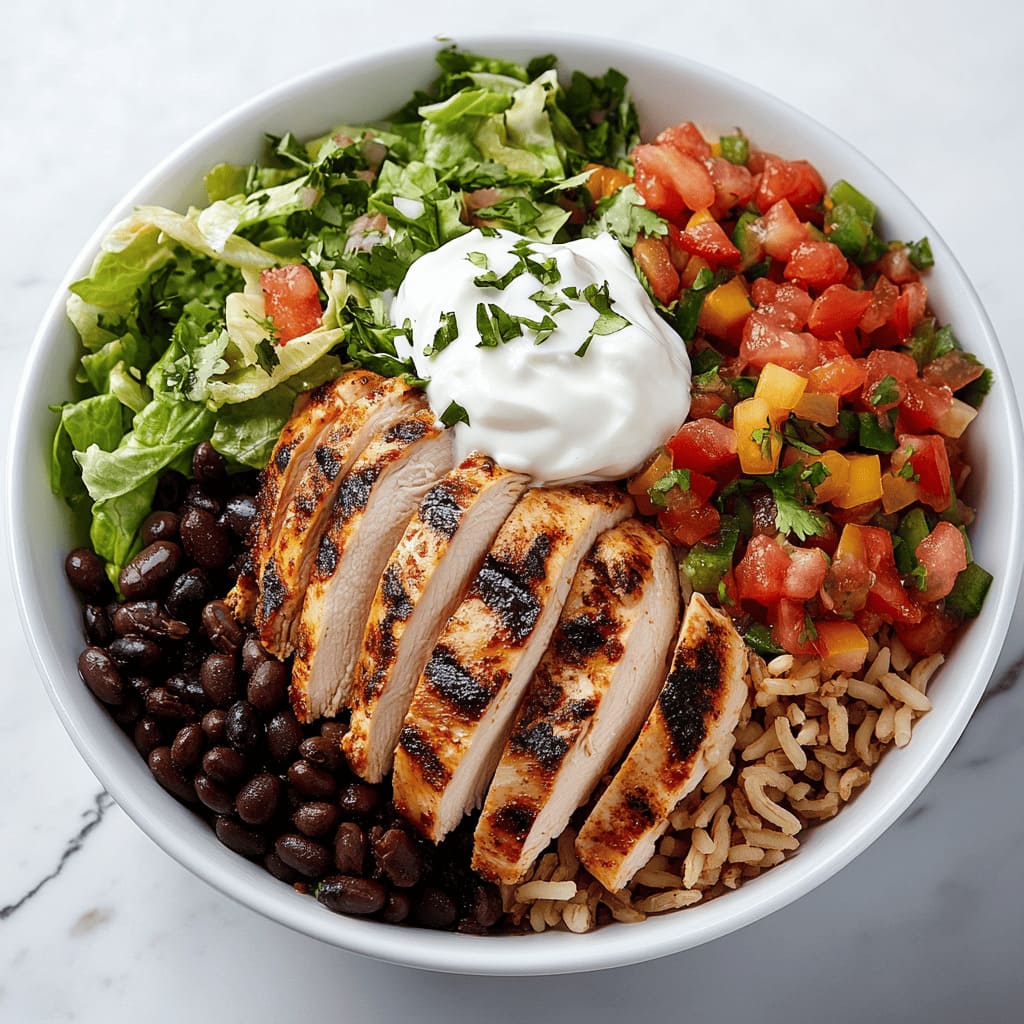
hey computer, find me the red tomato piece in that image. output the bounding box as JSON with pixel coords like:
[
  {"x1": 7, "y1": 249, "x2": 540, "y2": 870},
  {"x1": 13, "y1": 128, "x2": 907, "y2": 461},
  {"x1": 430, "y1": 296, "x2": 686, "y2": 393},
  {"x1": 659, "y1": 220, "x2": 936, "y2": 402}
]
[
  {"x1": 860, "y1": 349, "x2": 917, "y2": 411},
  {"x1": 898, "y1": 379, "x2": 954, "y2": 433},
  {"x1": 632, "y1": 235, "x2": 680, "y2": 305},
  {"x1": 753, "y1": 281, "x2": 814, "y2": 330},
  {"x1": 754, "y1": 157, "x2": 825, "y2": 216},
  {"x1": 260, "y1": 265, "x2": 322, "y2": 342},
  {"x1": 769, "y1": 598, "x2": 818, "y2": 655},
  {"x1": 895, "y1": 605, "x2": 960, "y2": 656},
  {"x1": 859, "y1": 526, "x2": 923, "y2": 624},
  {"x1": 660, "y1": 503, "x2": 721, "y2": 547},
  {"x1": 892, "y1": 434, "x2": 952, "y2": 511},
  {"x1": 757, "y1": 200, "x2": 807, "y2": 260},
  {"x1": 633, "y1": 144, "x2": 716, "y2": 218},
  {"x1": 739, "y1": 313, "x2": 820, "y2": 373},
  {"x1": 921, "y1": 350, "x2": 987, "y2": 392},
  {"x1": 666, "y1": 418, "x2": 739, "y2": 475},
  {"x1": 808, "y1": 353, "x2": 866, "y2": 396},
  {"x1": 707, "y1": 157, "x2": 755, "y2": 215},
  {"x1": 914, "y1": 522, "x2": 968, "y2": 602},
  {"x1": 877, "y1": 245, "x2": 919, "y2": 284},
  {"x1": 665, "y1": 224, "x2": 691, "y2": 272},
  {"x1": 653, "y1": 122, "x2": 712, "y2": 159},
  {"x1": 735, "y1": 535, "x2": 792, "y2": 606},
  {"x1": 859, "y1": 275, "x2": 900, "y2": 334},
  {"x1": 782, "y1": 546, "x2": 828, "y2": 600},
  {"x1": 677, "y1": 220, "x2": 742, "y2": 266},
  {"x1": 807, "y1": 285, "x2": 873, "y2": 338},
  {"x1": 784, "y1": 242, "x2": 848, "y2": 290}
]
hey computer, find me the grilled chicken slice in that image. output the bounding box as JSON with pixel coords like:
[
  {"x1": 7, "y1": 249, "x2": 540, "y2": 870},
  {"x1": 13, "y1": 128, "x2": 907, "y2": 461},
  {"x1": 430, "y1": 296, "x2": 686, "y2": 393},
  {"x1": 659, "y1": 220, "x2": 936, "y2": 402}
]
[
  {"x1": 472, "y1": 519, "x2": 679, "y2": 885},
  {"x1": 255, "y1": 376, "x2": 426, "y2": 657},
  {"x1": 343, "y1": 454, "x2": 530, "y2": 783},
  {"x1": 289, "y1": 411, "x2": 455, "y2": 722},
  {"x1": 226, "y1": 371, "x2": 381, "y2": 624},
  {"x1": 391, "y1": 484, "x2": 634, "y2": 843},
  {"x1": 575, "y1": 593, "x2": 748, "y2": 892}
]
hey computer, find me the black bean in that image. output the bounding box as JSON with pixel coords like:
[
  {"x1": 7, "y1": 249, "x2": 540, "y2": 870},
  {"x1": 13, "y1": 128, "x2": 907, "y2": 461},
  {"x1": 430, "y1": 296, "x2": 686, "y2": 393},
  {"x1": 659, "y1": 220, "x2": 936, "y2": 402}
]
[
  {"x1": 119, "y1": 542, "x2": 183, "y2": 599},
  {"x1": 200, "y1": 652, "x2": 239, "y2": 706},
  {"x1": 223, "y1": 494, "x2": 258, "y2": 539},
  {"x1": 180, "y1": 507, "x2": 231, "y2": 570},
  {"x1": 193, "y1": 772, "x2": 234, "y2": 814},
  {"x1": 236, "y1": 773, "x2": 282, "y2": 826},
  {"x1": 201, "y1": 601, "x2": 244, "y2": 653},
  {"x1": 292, "y1": 802, "x2": 339, "y2": 839},
  {"x1": 317, "y1": 876, "x2": 387, "y2": 916},
  {"x1": 470, "y1": 883, "x2": 502, "y2": 929},
  {"x1": 333, "y1": 822, "x2": 367, "y2": 874},
  {"x1": 338, "y1": 781, "x2": 381, "y2": 817},
  {"x1": 266, "y1": 711, "x2": 303, "y2": 766},
  {"x1": 108, "y1": 635, "x2": 164, "y2": 671},
  {"x1": 183, "y1": 483, "x2": 222, "y2": 517},
  {"x1": 263, "y1": 850, "x2": 300, "y2": 884},
  {"x1": 379, "y1": 890, "x2": 411, "y2": 924},
  {"x1": 201, "y1": 746, "x2": 247, "y2": 788},
  {"x1": 155, "y1": 469, "x2": 187, "y2": 510},
  {"x1": 287, "y1": 760, "x2": 337, "y2": 801},
  {"x1": 201, "y1": 708, "x2": 227, "y2": 744},
  {"x1": 141, "y1": 511, "x2": 180, "y2": 546},
  {"x1": 82, "y1": 604, "x2": 113, "y2": 646},
  {"x1": 225, "y1": 701, "x2": 263, "y2": 753},
  {"x1": 167, "y1": 674, "x2": 207, "y2": 710},
  {"x1": 145, "y1": 687, "x2": 196, "y2": 722},
  {"x1": 240, "y1": 634, "x2": 269, "y2": 676},
  {"x1": 125, "y1": 674, "x2": 152, "y2": 698},
  {"x1": 318, "y1": 720, "x2": 348, "y2": 747},
  {"x1": 297, "y1": 736, "x2": 341, "y2": 774},
  {"x1": 373, "y1": 829, "x2": 423, "y2": 888},
  {"x1": 148, "y1": 747, "x2": 196, "y2": 804},
  {"x1": 214, "y1": 815, "x2": 267, "y2": 858},
  {"x1": 246, "y1": 660, "x2": 289, "y2": 714},
  {"x1": 170, "y1": 723, "x2": 205, "y2": 770},
  {"x1": 192, "y1": 441, "x2": 227, "y2": 483},
  {"x1": 275, "y1": 834, "x2": 331, "y2": 878},
  {"x1": 165, "y1": 569, "x2": 211, "y2": 619},
  {"x1": 112, "y1": 601, "x2": 189, "y2": 641},
  {"x1": 413, "y1": 887, "x2": 458, "y2": 930},
  {"x1": 455, "y1": 919, "x2": 490, "y2": 936},
  {"x1": 112, "y1": 694, "x2": 144, "y2": 729},
  {"x1": 65, "y1": 548, "x2": 109, "y2": 598},
  {"x1": 77, "y1": 647, "x2": 124, "y2": 705},
  {"x1": 133, "y1": 717, "x2": 163, "y2": 757}
]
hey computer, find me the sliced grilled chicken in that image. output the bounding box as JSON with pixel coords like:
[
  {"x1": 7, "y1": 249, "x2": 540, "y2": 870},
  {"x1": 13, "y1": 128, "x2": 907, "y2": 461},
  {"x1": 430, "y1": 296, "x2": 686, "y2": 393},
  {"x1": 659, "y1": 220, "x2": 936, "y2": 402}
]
[
  {"x1": 289, "y1": 411, "x2": 455, "y2": 722},
  {"x1": 391, "y1": 484, "x2": 634, "y2": 843},
  {"x1": 472, "y1": 519, "x2": 679, "y2": 885},
  {"x1": 343, "y1": 454, "x2": 530, "y2": 783},
  {"x1": 575, "y1": 593, "x2": 748, "y2": 892},
  {"x1": 255, "y1": 376, "x2": 426, "y2": 658},
  {"x1": 226, "y1": 371, "x2": 381, "y2": 624}
]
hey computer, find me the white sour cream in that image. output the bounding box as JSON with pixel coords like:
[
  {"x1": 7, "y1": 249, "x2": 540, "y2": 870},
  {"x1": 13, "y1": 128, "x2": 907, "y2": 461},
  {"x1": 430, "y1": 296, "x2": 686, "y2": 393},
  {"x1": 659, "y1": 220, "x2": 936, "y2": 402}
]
[{"x1": 392, "y1": 228, "x2": 691, "y2": 485}]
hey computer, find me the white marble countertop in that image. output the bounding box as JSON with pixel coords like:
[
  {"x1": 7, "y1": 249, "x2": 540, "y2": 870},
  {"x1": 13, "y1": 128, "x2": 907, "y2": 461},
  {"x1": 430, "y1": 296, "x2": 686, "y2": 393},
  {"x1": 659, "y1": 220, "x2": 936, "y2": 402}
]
[{"x1": 3, "y1": 1, "x2": 1022, "y2": 1019}]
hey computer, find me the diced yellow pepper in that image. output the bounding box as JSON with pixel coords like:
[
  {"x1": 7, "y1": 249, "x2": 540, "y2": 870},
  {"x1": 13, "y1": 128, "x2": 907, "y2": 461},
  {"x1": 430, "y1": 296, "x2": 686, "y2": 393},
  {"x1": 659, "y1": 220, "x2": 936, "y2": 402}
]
[
  {"x1": 699, "y1": 278, "x2": 753, "y2": 339},
  {"x1": 686, "y1": 208, "x2": 715, "y2": 229},
  {"x1": 627, "y1": 447, "x2": 673, "y2": 516},
  {"x1": 880, "y1": 471, "x2": 920, "y2": 513},
  {"x1": 792, "y1": 390, "x2": 839, "y2": 426},
  {"x1": 734, "y1": 397, "x2": 782, "y2": 475},
  {"x1": 808, "y1": 450, "x2": 850, "y2": 504},
  {"x1": 816, "y1": 620, "x2": 869, "y2": 674},
  {"x1": 710, "y1": 141, "x2": 722, "y2": 157},
  {"x1": 835, "y1": 523, "x2": 866, "y2": 562},
  {"x1": 583, "y1": 163, "x2": 632, "y2": 202},
  {"x1": 834, "y1": 453, "x2": 882, "y2": 509},
  {"x1": 754, "y1": 362, "x2": 808, "y2": 413}
]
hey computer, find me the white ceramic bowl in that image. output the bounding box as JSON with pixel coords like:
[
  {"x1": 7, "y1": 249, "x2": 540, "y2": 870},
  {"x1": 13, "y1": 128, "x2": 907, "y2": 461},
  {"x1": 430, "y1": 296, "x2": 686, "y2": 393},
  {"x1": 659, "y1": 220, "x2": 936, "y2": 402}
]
[{"x1": 8, "y1": 34, "x2": 1023, "y2": 976}]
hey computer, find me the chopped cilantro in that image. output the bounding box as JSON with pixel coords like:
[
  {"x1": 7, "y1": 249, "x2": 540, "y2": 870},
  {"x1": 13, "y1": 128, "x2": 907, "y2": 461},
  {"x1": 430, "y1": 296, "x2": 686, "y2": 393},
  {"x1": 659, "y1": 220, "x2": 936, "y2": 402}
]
[
  {"x1": 424, "y1": 311, "x2": 459, "y2": 358},
  {"x1": 897, "y1": 460, "x2": 919, "y2": 482},
  {"x1": 751, "y1": 425, "x2": 778, "y2": 462},
  {"x1": 439, "y1": 400, "x2": 471, "y2": 428},
  {"x1": 868, "y1": 374, "x2": 900, "y2": 407},
  {"x1": 763, "y1": 463, "x2": 829, "y2": 541},
  {"x1": 529, "y1": 289, "x2": 570, "y2": 316},
  {"x1": 960, "y1": 367, "x2": 993, "y2": 408},
  {"x1": 801, "y1": 461, "x2": 830, "y2": 489},
  {"x1": 473, "y1": 262, "x2": 526, "y2": 290},
  {"x1": 475, "y1": 302, "x2": 523, "y2": 348},
  {"x1": 783, "y1": 418, "x2": 823, "y2": 456},
  {"x1": 582, "y1": 281, "x2": 629, "y2": 336},
  {"x1": 647, "y1": 468, "x2": 691, "y2": 508},
  {"x1": 909, "y1": 562, "x2": 929, "y2": 592},
  {"x1": 466, "y1": 251, "x2": 489, "y2": 268},
  {"x1": 798, "y1": 613, "x2": 819, "y2": 645},
  {"x1": 581, "y1": 184, "x2": 667, "y2": 247},
  {"x1": 574, "y1": 337, "x2": 593, "y2": 358},
  {"x1": 733, "y1": 376, "x2": 758, "y2": 400},
  {"x1": 674, "y1": 268, "x2": 730, "y2": 339}
]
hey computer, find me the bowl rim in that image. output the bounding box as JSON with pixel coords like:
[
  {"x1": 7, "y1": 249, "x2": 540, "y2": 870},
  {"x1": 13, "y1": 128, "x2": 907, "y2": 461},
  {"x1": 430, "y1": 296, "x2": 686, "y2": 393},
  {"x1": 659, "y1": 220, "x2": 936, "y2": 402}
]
[{"x1": 8, "y1": 31, "x2": 1024, "y2": 976}]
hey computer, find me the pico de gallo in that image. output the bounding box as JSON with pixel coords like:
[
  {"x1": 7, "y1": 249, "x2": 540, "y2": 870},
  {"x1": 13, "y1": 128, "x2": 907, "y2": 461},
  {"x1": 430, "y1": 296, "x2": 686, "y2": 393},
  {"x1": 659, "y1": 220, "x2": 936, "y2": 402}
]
[{"x1": 593, "y1": 124, "x2": 994, "y2": 670}]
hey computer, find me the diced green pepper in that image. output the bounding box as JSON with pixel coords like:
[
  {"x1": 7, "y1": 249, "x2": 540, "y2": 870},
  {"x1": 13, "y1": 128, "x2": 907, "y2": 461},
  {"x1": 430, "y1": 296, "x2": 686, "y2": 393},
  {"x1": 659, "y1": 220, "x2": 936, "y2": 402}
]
[
  {"x1": 732, "y1": 211, "x2": 763, "y2": 271},
  {"x1": 732, "y1": 376, "x2": 758, "y2": 400},
  {"x1": 857, "y1": 411, "x2": 898, "y2": 452},
  {"x1": 825, "y1": 204, "x2": 873, "y2": 259},
  {"x1": 895, "y1": 507, "x2": 930, "y2": 573},
  {"x1": 683, "y1": 516, "x2": 739, "y2": 594},
  {"x1": 743, "y1": 622, "x2": 785, "y2": 657},
  {"x1": 719, "y1": 134, "x2": 749, "y2": 165},
  {"x1": 945, "y1": 562, "x2": 993, "y2": 618},
  {"x1": 828, "y1": 180, "x2": 877, "y2": 224},
  {"x1": 907, "y1": 237, "x2": 934, "y2": 270}
]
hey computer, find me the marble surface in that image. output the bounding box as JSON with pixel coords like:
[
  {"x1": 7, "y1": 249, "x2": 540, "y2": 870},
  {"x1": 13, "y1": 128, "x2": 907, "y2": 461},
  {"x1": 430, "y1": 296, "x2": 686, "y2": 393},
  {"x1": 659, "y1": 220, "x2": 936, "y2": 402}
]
[{"x1": 2, "y1": 1, "x2": 1022, "y2": 1019}]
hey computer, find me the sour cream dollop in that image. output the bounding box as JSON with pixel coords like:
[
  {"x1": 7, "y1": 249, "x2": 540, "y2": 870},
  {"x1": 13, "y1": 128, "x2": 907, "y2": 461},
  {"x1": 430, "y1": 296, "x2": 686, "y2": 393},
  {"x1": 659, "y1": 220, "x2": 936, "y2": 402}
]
[{"x1": 392, "y1": 229, "x2": 690, "y2": 485}]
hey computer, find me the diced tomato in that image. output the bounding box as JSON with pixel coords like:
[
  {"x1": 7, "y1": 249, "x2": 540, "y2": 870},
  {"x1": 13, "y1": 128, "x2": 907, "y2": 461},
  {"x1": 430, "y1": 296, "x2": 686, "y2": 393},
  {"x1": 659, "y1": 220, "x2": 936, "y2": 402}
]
[
  {"x1": 877, "y1": 245, "x2": 919, "y2": 284},
  {"x1": 260, "y1": 265, "x2": 322, "y2": 342},
  {"x1": 807, "y1": 285, "x2": 873, "y2": 338},
  {"x1": 898, "y1": 379, "x2": 954, "y2": 433},
  {"x1": 632, "y1": 234, "x2": 680, "y2": 305},
  {"x1": 808, "y1": 351, "x2": 866, "y2": 396},
  {"x1": 821, "y1": 551, "x2": 873, "y2": 616},
  {"x1": 757, "y1": 200, "x2": 807, "y2": 260},
  {"x1": 922, "y1": 350, "x2": 987, "y2": 392},
  {"x1": 895, "y1": 605, "x2": 960, "y2": 656},
  {"x1": 860, "y1": 349, "x2": 917, "y2": 411},
  {"x1": 859, "y1": 275, "x2": 899, "y2": 334},
  {"x1": 739, "y1": 313, "x2": 820, "y2": 373},
  {"x1": 653, "y1": 122, "x2": 712, "y2": 159},
  {"x1": 679, "y1": 254, "x2": 711, "y2": 288},
  {"x1": 633, "y1": 144, "x2": 716, "y2": 219},
  {"x1": 784, "y1": 242, "x2": 848, "y2": 290},
  {"x1": 752, "y1": 281, "x2": 814, "y2": 330},
  {"x1": 666, "y1": 418, "x2": 739, "y2": 475},
  {"x1": 660, "y1": 502, "x2": 721, "y2": 547},
  {"x1": 677, "y1": 220, "x2": 741, "y2": 266},
  {"x1": 707, "y1": 157, "x2": 755, "y2": 215},
  {"x1": 770, "y1": 598, "x2": 818, "y2": 655},
  {"x1": 782, "y1": 546, "x2": 828, "y2": 600},
  {"x1": 754, "y1": 157, "x2": 825, "y2": 216},
  {"x1": 859, "y1": 525, "x2": 923, "y2": 624},
  {"x1": 892, "y1": 434, "x2": 952, "y2": 511},
  {"x1": 665, "y1": 225, "x2": 692, "y2": 272},
  {"x1": 914, "y1": 522, "x2": 968, "y2": 602},
  {"x1": 735, "y1": 535, "x2": 791, "y2": 606}
]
